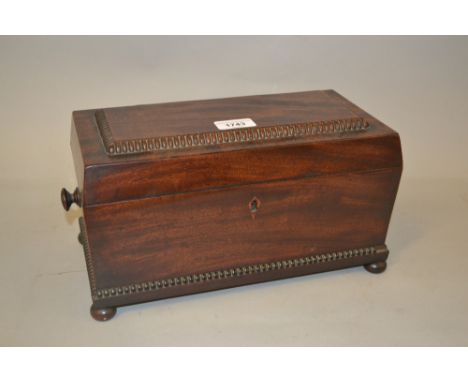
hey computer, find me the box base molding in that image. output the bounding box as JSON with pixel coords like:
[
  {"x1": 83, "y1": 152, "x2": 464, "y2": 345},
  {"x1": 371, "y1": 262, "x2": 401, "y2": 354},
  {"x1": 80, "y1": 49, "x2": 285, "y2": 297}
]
[{"x1": 78, "y1": 218, "x2": 389, "y2": 322}]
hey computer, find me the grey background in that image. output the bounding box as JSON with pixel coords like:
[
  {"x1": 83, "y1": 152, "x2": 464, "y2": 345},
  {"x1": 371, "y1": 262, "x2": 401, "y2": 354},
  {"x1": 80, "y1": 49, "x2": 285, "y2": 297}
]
[{"x1": 0, "y1": 36, "x2": 467, "y2": 345}]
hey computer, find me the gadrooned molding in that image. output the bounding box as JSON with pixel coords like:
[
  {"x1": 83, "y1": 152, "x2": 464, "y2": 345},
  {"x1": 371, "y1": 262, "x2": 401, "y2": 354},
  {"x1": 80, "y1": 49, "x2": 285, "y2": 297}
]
[
  {"x1": 95, "y1": 110, "x2": 370, "y2": 156},
  {"x1": 79, "y1": 217, "x2": 97, "y2": 295},
  {"x1": 91, "y1": 245, "x2": 386, "y2": 301}
]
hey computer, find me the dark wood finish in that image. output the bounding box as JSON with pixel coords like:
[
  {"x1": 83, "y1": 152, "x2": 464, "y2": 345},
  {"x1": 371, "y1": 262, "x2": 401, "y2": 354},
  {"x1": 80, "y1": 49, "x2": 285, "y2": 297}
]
[
  {"x1": 98, "y1": 91, "x2": 361, "y2": 142},
  {"x1": 84, "y1": 134, "x2": 401, "y2": 205},
  {"x1": 85, "y1": 168, "x2": 399, "y2": 289},
  {"x1": 62, "y1": 90, "x2": 402, "y2": 321},
  {"x1": 88, "y1": 245, "x2": 390, "y2": 315},
  {"x1": 71, "y1": 90, "x2": 401, "y2": 206}
]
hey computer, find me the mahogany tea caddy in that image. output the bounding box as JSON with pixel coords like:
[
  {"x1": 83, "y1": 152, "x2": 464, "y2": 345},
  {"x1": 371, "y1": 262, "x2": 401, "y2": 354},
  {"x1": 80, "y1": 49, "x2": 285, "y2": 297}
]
[{"x1": 61, "y1": 90, "x2": 402, "y2": 321}]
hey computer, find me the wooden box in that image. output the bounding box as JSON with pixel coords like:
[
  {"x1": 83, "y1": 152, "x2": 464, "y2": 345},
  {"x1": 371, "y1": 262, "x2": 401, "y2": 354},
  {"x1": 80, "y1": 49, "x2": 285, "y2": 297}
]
[{"x1": 61, "y1": 90, "x2": 402, "y2": 321}]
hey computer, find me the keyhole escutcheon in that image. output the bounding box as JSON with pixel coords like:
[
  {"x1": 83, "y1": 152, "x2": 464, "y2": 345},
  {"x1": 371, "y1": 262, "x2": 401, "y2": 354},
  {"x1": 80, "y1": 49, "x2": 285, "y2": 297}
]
[{"x1": 249, "y1": 197, "x2": 261, "y2": 218}]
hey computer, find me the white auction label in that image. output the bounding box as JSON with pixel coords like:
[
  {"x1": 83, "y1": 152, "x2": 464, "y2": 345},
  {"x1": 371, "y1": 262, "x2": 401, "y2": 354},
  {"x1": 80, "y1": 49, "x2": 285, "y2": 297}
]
[{"x1": 214, "y1": 118, "x2": 257, "y2": 130}]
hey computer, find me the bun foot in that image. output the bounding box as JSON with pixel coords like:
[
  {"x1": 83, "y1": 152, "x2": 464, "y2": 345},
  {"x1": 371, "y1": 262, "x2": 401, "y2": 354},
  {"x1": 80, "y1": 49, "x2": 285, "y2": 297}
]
[
  {"x1": 90, "y1": 305, "x2": 116, "y2": 321},
  {"x1": 364, "y1": 261, "x2": 387, "y2": 274}
]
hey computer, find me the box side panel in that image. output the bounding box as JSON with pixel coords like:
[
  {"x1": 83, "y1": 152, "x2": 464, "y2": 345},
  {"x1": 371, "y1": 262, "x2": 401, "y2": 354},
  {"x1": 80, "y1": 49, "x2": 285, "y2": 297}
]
[{"x1": 83, "y1": 167, "x2": 401, "y2": 305}]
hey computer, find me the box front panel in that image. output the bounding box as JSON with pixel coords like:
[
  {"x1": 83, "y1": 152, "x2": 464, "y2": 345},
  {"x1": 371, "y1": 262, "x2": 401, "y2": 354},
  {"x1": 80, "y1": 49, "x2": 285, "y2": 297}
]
[{"x1": 84, "y1": 167, "x2": 401, "y2": 299}]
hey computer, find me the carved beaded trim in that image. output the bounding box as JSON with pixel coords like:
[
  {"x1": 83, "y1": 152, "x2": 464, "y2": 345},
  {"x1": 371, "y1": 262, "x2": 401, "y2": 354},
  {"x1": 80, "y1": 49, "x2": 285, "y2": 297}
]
[
  {"x1": 93, "y1": 246, "x2": 383, "y2": 301},
  {"x1": 95, "y1": 110, "x2": 370, "y2": 156},
  {"x1": 79, "y1": 217, "x2": 97, "y2": 295}
]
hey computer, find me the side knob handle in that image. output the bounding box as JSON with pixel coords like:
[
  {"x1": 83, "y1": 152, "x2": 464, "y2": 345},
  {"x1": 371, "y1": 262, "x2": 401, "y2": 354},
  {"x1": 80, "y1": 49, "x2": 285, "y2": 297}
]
[{"x1": 61, "y1": 187, "x2": 82, "y2": 211}]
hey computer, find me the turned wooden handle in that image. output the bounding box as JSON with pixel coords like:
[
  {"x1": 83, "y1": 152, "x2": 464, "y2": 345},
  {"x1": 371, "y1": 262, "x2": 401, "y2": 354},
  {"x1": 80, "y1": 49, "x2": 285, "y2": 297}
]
[{"x1": 61, "y1": 187, "x2": 82, "y2": 211}]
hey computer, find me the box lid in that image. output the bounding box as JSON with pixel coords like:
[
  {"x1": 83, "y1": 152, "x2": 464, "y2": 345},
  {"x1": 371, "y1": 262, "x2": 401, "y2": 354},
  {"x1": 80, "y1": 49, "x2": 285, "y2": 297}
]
[
  {"x1": 71, "y1": 90, "x2": 402, "y2": 206},
  {"x1": 94, "y1": 90, "x2": 369, "y2": 156}
]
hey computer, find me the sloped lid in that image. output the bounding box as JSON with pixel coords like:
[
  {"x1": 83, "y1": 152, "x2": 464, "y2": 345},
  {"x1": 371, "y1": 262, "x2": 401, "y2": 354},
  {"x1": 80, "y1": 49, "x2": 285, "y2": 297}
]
[
  {"x1": 94, "y1": 90, "x2": 369, "y2": 156},
  {"x1": 73, "y1": 90, "x2": 402, "y2": 206}
]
